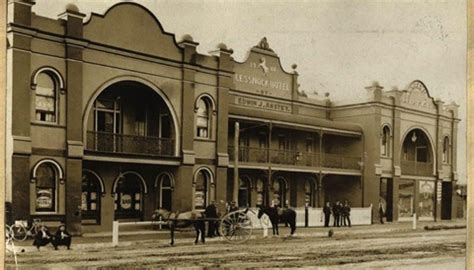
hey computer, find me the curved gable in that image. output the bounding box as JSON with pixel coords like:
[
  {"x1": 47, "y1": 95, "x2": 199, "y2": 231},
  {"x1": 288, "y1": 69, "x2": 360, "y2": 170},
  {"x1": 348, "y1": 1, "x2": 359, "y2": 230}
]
[
  {"x1": 84, "y1": 3, "x2": 181, "y2": 61},
  {"x1": 401, "y1": 80, "x2": 436, "y2": 110},
  {"x1": 233, "y1": 37, "x2": 294, "y2": 100}
]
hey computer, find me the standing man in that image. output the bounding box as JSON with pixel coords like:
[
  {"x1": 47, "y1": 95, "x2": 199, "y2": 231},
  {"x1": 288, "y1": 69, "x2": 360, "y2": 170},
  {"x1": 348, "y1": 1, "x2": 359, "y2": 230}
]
[
  {"x1": 322, "y1": 202, "x2": 332, "y2": 227},
  {"x1": 378, "y1": 198, "x2": 386, "y2": 224},
  {"x1": 342, "y1": 200, "x2": 351, "y2": 227},
  {"x1": 205, "y1": 200, "x2": 218, "y2": 237},
  {"x1": 332, "y1": 200, "x2": 341, "y2": 227}
]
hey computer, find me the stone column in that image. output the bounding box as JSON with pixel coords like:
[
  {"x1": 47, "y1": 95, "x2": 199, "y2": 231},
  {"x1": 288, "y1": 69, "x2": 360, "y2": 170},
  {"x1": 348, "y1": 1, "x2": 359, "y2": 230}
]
[
  {"x1": 215, "y1": 43, "x2": 233, "y2": 204},
  {"x1": 7, "y1": 0, "x2": 35, "y2": 222},
  {"x1": 179, "y1": 35, "x2": 198, "y2": 166},
  {"x1": 59, "y1": 5, "x2": 86, "y2": 235}
]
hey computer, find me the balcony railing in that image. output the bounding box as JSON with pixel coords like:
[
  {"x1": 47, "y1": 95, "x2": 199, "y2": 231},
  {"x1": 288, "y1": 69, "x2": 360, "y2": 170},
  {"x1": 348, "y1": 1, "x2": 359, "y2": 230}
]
[
  {"x1": 228, "y1": 146, "x2": 361, "y2": 170},
  {"x1": 401, "y1": 160, "x2": 433, "y2": 176},
  {"x1": 87, "y1": 131, "x2": 175, "y2": 157}
]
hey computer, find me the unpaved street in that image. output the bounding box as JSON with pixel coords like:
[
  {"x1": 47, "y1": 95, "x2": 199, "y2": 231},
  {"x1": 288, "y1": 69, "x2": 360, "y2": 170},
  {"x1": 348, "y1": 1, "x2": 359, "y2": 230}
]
[{"x1": 6, "y1": 225, "x2": 466, "y2": 269}]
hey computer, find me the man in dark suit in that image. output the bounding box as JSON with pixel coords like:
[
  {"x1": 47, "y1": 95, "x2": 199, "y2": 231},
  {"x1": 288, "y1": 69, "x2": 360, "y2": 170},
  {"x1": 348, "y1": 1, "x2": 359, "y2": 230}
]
[
  {"x1": 332, "y1": 201, "x2": 341, "y2": 227},
  {"x1": 378, "y1": 198, "x2": 386, "y2": 224},
  {"x1": 322, "y1": 202, "x2": 332, "y2": 227},
  {"x1": 51, "y1": 224, "x2": 72, "y2": 250},
  {"x1": 33, "y1": 225, "x2": 52, "y2": 250},
  {"x1": 342, "y1": 200, "x2": 351, "y2": 227},
  {"x1": 205, "y1": 200, "x2": 219, "y2": 237}
]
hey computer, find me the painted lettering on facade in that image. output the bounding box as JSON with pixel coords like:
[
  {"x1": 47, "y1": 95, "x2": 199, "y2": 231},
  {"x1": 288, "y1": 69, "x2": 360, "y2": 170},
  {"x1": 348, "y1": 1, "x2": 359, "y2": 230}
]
[
  {"x1": 234, "y1": 74, "x2": 290, "y2": 92},
  {"x1": 233, "y1": 54, "x2": 292, "y2": 99},
  {"x1": 236, "y1": 97, "x2": 292, "y2": 113}
]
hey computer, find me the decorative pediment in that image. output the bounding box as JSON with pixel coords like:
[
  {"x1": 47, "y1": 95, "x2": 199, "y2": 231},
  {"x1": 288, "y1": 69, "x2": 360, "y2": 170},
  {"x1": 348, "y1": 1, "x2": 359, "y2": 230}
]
[
  {"x1": 401, "y1": 80, "x2": 435, "y2": 109},
  {"x1": 84, "y1": 3, "x2": 181, "y2": 61},
  {"x1": 233, "y1": 38, "x2": 294, "y2": 100},
  {"x1": 253, "y1": 37, "x2": 274, "y2": 52}
]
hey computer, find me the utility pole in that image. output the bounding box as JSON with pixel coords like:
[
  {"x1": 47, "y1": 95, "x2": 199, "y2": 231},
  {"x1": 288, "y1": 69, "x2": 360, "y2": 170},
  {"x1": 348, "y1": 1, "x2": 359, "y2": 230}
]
[{"x1": 233, "y1": 122, "x2": 240, "y2": 205}]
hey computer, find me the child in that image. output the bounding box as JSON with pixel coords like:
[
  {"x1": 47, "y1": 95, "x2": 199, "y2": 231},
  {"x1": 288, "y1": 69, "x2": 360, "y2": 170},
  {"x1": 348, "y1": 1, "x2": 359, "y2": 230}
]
[
  {"x1": 52, "y1": 224, "x2": 72, "y2": 250},
  {"x1": 33, "y1": 225, "x2": 52, "y2": 250}
]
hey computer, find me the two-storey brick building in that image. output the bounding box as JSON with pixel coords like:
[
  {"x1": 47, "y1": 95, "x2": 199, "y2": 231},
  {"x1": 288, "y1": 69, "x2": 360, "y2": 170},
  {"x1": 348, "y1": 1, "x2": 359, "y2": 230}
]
[{"x1": 5, "y1": 1, "x2": 459, "y2": 233}]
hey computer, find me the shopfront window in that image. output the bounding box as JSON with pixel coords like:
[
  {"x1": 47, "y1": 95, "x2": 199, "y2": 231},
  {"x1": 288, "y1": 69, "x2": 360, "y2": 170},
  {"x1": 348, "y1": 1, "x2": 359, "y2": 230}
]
[
  {"x1": 194, "y1": 170, "x2": 210, "y2": 210},
  {"x1": 81, "y1": 170, "x2": 102, "y2": 224},
  {"x1": 418, "y1": 180, "x2": 435, "y2": 220},
  {"x1": 35, "y1": 163, "x2": 57, "y2": 212},
  {"x1": 158, "y1": 173, "x2": 173, "y2": 211},
  {"x1": 114, "y1": 173, "x2": 144, "y2": 220},
  {"x1": 304, "y1": 179, "x2": 314, "y2": 207},
  {"x1": 238, "y1": 177, "x2": 251, "y2": 207},
  {"x1": 272, "y1": 178, "x2": 286, "y2": 207},
  {"x1": 256, "y1": 178, "x2": 265, "y2": 206},
  {"x1": 398, "y1": 180, "x2": 415, "y2": 219}
]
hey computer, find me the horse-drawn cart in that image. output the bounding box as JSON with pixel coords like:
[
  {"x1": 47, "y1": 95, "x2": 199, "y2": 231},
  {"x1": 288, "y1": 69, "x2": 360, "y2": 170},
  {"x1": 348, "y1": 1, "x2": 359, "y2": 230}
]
[
  {"x1": 218, "y1": 209, "x2": 254, "y2": 243},
  {"x1": 152, "y1": 208, "x2": 256, "y2": 245}
]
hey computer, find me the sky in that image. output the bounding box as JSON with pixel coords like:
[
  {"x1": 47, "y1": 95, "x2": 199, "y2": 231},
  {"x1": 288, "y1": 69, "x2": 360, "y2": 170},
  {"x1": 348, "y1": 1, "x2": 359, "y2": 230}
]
[{"x1": 33, "y1": 0, "x2": 467, "y2": 184}]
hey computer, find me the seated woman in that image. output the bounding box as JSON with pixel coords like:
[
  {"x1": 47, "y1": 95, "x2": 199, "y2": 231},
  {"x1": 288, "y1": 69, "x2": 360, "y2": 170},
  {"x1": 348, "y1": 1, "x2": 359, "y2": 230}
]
[
  {"x1": 52, "y1": 224, "x2": 72, "y2": 250},
  {"x1": 33, "y1": 225, "x2": 52, "y2": 250}
]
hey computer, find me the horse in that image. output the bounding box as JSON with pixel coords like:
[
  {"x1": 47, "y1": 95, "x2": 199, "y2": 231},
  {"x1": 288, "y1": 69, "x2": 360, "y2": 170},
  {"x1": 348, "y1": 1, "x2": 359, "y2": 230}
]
[
  {"x1": 152, "y1": 208, "x2": 206, "y2": 246},
  {"x1": 257, "y1": 206, "x2": 296, "y2": 236}
]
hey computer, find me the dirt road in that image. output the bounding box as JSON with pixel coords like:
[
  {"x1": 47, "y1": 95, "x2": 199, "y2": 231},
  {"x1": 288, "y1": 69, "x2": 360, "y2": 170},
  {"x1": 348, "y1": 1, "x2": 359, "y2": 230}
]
[{"x1": 6, "y1": 226, "x2": 466, "y2": 269}]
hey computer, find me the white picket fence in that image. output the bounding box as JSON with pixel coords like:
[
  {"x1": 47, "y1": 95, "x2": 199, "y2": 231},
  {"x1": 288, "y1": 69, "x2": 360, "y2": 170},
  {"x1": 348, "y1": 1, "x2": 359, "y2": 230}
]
[
  {"x1": 247, "y1": 205, "x2": 373, "y2": 228},
  {"x1": 112, "y1": 206, "x2": 373, "y2": 246}
]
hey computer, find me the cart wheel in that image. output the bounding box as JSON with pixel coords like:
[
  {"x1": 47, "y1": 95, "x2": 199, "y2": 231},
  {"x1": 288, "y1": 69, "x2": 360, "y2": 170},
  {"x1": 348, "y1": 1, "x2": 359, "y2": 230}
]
[
  {"x1": 10, "y1": 225, "x2": 27, "y2": 241},
  {"x1": 219, "y1": 210, "x2": 253, "y2": 243}
]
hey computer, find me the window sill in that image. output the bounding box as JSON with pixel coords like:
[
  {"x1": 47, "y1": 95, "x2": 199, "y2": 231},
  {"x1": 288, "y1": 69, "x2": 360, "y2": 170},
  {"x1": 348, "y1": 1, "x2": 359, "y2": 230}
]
[
  {"x1": 194, "y1": 137, "x2": 215, "y2": 142},
  {"x1": 31, "y1": 121, "x2": 65, "y2": 128}
]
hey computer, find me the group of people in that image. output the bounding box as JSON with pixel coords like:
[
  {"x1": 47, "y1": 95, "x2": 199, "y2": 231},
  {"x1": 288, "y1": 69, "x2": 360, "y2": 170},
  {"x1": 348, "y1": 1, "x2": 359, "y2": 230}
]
[
  {"x1": 32, "y1": 223, "x2": 72, "y2": 250},
  {"x1": 203, "y1": 200, "x2": 243, "y2": 238},
  {"x1": 322, "y1": 200, "x2": 352, "y2": 227}
]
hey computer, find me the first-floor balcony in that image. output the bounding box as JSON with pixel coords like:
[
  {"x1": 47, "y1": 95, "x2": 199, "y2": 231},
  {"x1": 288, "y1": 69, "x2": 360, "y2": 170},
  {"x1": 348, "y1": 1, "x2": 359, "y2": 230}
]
[
  {"x1": 228, "y1": 146, "x2": 361, "y2": 170},
  {"x1": 86, "y1": 131, "x2": 175, "y2": 157},
  {"x1": 401, "y1": 160, "x2": 433, "y2": 176}
]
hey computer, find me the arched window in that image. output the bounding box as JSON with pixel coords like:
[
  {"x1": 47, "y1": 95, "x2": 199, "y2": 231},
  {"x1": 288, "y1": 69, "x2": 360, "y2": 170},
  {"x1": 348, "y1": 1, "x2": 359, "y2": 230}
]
[
  {"x1": 272, "y1": 178, "x2": 286, "y2": 207},
  {"x1": 196, "y1": 97, "x2": 212, "y2": 138},
  {"x1": 381, "y1": 126, "x2": 391, "y2": 157},
  {"x1": 304, "y1": 179, "x2": 314, "y2": 207},
  {"x1": 442, "y1": 136, "x2": 450, "y2": 163},
  {"x1": 114, "y1": 172, "x2": 144, "y2": 220},
  {"x1": 157, "y1": 173, "x2": 173, "y2": 211},
  {"x1": 35, "y1": 163, "x2": 58, "y2": 212},
  {"x1": 238, "y1": 177, "x2": 251, "y2": 208},
  {"x1": 81, "y1": 170, "x2": 104, "y2": 224},
  {"x1": 256, "y1": 178, "x2": 266, "y2": 206},
  {"x1": 35, "y1": 72, "x2": 57, "y2": 122},
  {"x1": 194, "y1": 169, "x2": 211, "y2": 209}
]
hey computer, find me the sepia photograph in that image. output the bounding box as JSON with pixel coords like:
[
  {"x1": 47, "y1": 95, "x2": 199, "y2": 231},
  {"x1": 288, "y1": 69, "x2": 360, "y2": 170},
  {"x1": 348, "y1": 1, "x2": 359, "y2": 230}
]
[{"x1": 3, "y1": 0, "x2": 470, "y2": 269}]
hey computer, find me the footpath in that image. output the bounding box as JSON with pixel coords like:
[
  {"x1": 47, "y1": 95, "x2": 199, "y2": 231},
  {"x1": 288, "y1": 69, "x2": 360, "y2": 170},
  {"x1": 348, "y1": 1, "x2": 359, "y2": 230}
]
[{"x1": 10, "y1": 219, "x2": 466, "y2": 252}]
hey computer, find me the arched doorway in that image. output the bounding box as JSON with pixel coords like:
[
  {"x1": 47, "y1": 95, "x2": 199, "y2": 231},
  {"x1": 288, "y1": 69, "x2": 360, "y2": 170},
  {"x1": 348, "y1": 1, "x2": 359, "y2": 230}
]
[
  {"x1": 155, "y1": 173, "x2": 173, "y2": 211},
  {"x1": 238, "y1": 176, "x2": 251, "y2": 208},
  {"x1": 113, "y1": 172, "x2": 146, "y2": 220},
  {"x1": 256, "y1": 178, "x2": 266, "y2": 207},
  {"x1": 81, "y1": 170, "x2": 104, "y2": 224},
  {"x1": 272, "y1": 177, "x2": 287, "y2": 207},
  {"x1": 304, "y1": 178, "x2": 316, "y2": 207},
  {"x1": 194, "y1": 169, "x2": 213, "y2": 210},
  {"x1": 85, "y1": 80, "x2": 178, "y2": 157}
]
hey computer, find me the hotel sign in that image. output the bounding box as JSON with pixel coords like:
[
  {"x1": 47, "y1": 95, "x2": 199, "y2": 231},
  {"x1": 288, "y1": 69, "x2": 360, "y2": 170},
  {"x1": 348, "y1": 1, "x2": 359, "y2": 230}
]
[
  {"x1": 235, "y1": 96, "x2": 292, "y2": 113},
  {"x1": 233, "y1": 50, "x2": 293, "y2": 99}
]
